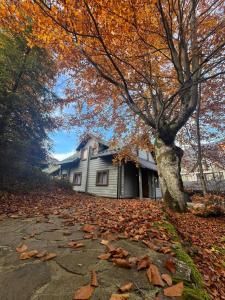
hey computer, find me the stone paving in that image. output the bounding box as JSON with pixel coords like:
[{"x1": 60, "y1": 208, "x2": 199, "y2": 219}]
[{"x1": 0, "y1": 213, "x2": 192, "y2": 300}]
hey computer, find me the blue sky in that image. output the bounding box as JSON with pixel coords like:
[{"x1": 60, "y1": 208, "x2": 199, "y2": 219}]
[
  {"x1": 49, "y1": 74, "x2": 112, "y2": 161},
  {"x1": 49, "y1": 74, "x2": 78, "y2": 161}
]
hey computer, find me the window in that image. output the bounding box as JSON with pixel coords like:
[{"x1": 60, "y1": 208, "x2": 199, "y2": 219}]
[
  {"x1": 81, "y1": 149, "x2": 88, "y2": 160},
  {"x1": 73, "y1": 173, "x2": 82, "y2": 185},
  {"x1": 96, "y1": 170, "x2": 109, "y2": 186}
]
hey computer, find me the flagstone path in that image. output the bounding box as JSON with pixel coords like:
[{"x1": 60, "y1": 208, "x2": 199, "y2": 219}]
[{"x1": 0, "y1": 213, "x2": 192, "y2": 300}]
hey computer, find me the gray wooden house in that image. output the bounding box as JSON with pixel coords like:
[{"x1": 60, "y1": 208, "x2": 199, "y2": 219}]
[{"x1": 56, "y1": 134, "x2": 161, "y2": 199}]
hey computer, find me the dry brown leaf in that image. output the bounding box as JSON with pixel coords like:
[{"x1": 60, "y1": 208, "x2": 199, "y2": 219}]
[
  {"x1": 111, "y1": 247, "x2": 129, "y2": 258},
  {"x1": 162, "y1": 273, "x2": 173, "y2": 286},
  {"x1": 20, "y1": 252, "x2": 31, "y2": 260},
  {"x1": 147, "y1": 264, "x2": 164, "y2": 287},
  {"x1": 110, "y1": 294, "x2": 129, "y2": 300},
  {"x1": 82, "y1": 224, "x2": 96, "y2": 233},
  {"x1": 83, "y1": 233, "x2": 93, "y2": 239},
  {"x1": 128, "y1": 256, "x2": 139, "y2": 265},
  {"x1": 119, "y1": 282, "x2": 133, "y2": 292},
  {"x1": 68, "y1": 241, "x2": 84, "y2": 249},
  {"x1": 98, "y1": 253, "x2": 111, "y2": 260},
  {"x1": 42, "y1": 252, "x2": 57, "y2": 261},
  {"x1": 27, "y1": 250, "x2": 39, "y2": 257},
  {"x1": 16, "y1": 244, "x2": 28, "y2": 253},
  {"x1": 137, "y1": 256, "x2": 150, "y2": 270},
  {"x1": 112, "y1": 258, "x2": 132, "y2": 268},
  {"x1": 165, "y1": 259, "x2": 176, "y2": 273},
  {"x1": 100, "y1": 239, "x2": 109, "y2": 245},
  {"x1": 35, "y1": 250, "x2": 48, "y2": 258},
  {"x1": 90, "y1": 270, "x2": 98, "y2": 287},
  {"x1": 163, "y1": 282, "x2": 184, "y2": 297},
  {"x1": 73, "y1": 284, "x2": 94, "y2": 300},
  {"x1": 19, "y1": 250, "x2": 38, "y2": 260}
]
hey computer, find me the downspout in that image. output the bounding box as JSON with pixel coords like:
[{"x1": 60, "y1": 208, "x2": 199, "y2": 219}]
[{"x1": 85, "y1": 147, "x2": 91, "y2": 193}]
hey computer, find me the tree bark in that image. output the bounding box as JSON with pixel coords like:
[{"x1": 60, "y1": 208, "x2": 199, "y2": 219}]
[
  {"x1": 155, "y1": 137, "x2": 188, "y2": 212},
  {"x1": 195, "y1": 85, "x2": 208, "y2": 195}
]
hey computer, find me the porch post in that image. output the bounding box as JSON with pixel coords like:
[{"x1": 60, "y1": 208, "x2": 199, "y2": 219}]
[{"x1": 138, "y1": 167, "x2": 143, "y2": 199}]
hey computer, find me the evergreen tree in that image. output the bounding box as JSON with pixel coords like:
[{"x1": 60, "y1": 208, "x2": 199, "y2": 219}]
[{"x1": 0, "y1": 30, "x2": 58, "y2": 190}]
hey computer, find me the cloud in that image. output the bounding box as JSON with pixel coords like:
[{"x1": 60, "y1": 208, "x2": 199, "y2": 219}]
[{"x1": 51, "y1": 151, "x2": 75, "y2": 161}]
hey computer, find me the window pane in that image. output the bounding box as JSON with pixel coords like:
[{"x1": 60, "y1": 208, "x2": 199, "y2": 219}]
[
  {"x1": 74, "y1": 173, "x2": 81, "y2": 185},
  {"x1": 96, "y1": 171, "x2": 108, "y2": 185}
]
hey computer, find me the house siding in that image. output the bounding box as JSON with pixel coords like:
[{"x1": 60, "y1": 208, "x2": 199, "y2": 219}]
[
  {"x1": 70, "y1": 159, "x2": 88, "y2": 192},
  {"x1": 87, "y1": 157, "x2": 118, "y2": 198}
]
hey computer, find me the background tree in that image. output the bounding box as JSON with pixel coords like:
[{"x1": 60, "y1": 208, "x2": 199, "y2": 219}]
[
  {"x1": 0, "y1": 30, "x2": 59, "y2": 190},
  {"x1": 178, "y1": 77, "x2": 225, "y2": 194},
  {"x1": 1, "y1": 0, "x2": 224, "y2": 211}
]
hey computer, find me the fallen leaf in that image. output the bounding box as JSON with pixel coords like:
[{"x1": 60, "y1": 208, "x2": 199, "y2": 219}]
[
  {"x1": 119, "y1": 282, "x2": 133, "y2": 292},
  {"x1": 20, "y1": 252, "x2": 31, "y2": 260},
  {"x1": 137, "y1": 256, "x2": 150, "y2": 270},
  {"x1": 112, "y1": 258, "x2": 132, "y2": 268},
  {"x1": 128, "y1": 256, "x2": 139, "y2": 265},
  {"x1": 73, "y1": 284, "x2": 94, "y2": 300},
  {"x1": 90, "y1": 270, "x2": 98, "y2": 287},
  {"x1": 111, "y1": 247, "x2": 129, "y2": 258},
  {"x1": 100, "y1": 239, "x2": 109, "y2": 245},
  {"x1": 165, "y1": 259, "x2": 176, "y2": 273},
  {"x1": 147, "y1": 264, "x2": 164, "y2": 286},
  {"x1": 35, "y1": 250, "x2": 48, "y2": 258},
  {"x1": 19, "y1": 250, "x2": 38, "y2": 260},
  {"x1": 16, "y1": 244, "x2": 28, "y2": 253},
  {"x1": 162, "y1": 273, "x2": 173, "y2": 286},
  {"x1": 163, "y1": 282, "x2": 184, "y2": 297},
  {"x1": 68, "y1": 242, "x2": 84, "y2": 249},
  {"x1": 110, "y1": 294, "x2": 129, "y2": 300},
  {"x1": 42, "y1": 252, "x2": 57, "y2": 261},
  {"x1": 82, "y1": 224, "x2": 96, "y2": 233},
  {"x1": 98, "y1": 253, "x2": 111, "y2": 260},
  {"x1": 84, "y1": 233, "x2": 93, "y2": 239},
  {"x1": 27, "y1": 250, "x2": 39, "y2": 257}
]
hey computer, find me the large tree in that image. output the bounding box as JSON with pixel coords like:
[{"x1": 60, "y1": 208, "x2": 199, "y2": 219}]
[
  {"x1": 0, "y1": 30, "x2": 58, "y2": 190},
  {"x1": 1, "y1": 0, "x2": 224, "y2": 210}
]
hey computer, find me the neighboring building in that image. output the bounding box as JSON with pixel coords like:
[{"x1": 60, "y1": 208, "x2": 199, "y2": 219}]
[
  {"x1": 49, "y1": 134, "x2": 161, "y2": 199},
  {"x1": 181, "y1": 146, "x2": 225, "y2": 192}
]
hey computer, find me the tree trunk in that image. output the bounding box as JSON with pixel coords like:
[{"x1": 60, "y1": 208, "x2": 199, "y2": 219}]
[
  {"x1": 155, "y1": 137, "x2": 188, "y2": 212},
  {"x1": 195, "y1": 85, "x2": 208, "y2": 195}
]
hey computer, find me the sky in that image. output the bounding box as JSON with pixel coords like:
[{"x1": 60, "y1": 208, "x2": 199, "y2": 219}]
[
  {"x1": 49, "y1": 74, "x2": 78, "y2": 161},
  {"x1": 49, "y1": 74, "x2": 112, "y2": 161}
]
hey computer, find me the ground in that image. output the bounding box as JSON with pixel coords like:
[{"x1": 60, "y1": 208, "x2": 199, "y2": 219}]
[{"x1": 0, "y1": 190, "x2": 224, "y2": 300}]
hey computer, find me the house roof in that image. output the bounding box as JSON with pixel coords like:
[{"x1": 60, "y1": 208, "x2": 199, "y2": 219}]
[
  {"x1": 57, "y1": 153, "x2": 79, "y2": 165},
  {"x1": 92, "y1": 149, "x2": 117, "y2": 158},
  {"x1": 76, "y1": 133, "x2": 108, "y2": 151},
  {"x1": 43, "y1": 165, "x2": 60, "y2": 175},
  {"x1": 139, "y1": 158, "x2": 158, "y2": 171}
]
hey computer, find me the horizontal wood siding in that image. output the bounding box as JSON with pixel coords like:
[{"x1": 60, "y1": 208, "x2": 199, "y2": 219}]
[
  {"x1": 70, "y1": 160, "x2": 87, "y2": 192},
  {"x1": 87, "y1": 157, "x2": 118, "y2": 198}
]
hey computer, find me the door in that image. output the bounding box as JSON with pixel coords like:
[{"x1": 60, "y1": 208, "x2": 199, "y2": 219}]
[{"x1": 142, "y1": 169, "x2": 149, "y2": 198}]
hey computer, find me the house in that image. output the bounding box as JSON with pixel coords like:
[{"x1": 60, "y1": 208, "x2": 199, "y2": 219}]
[
  {"x1": 181, "y1": 146, "x2": 225, "y2": 192},
  {"x1": 53, "y1": 134, "x2": 161, "y2": 199}
]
